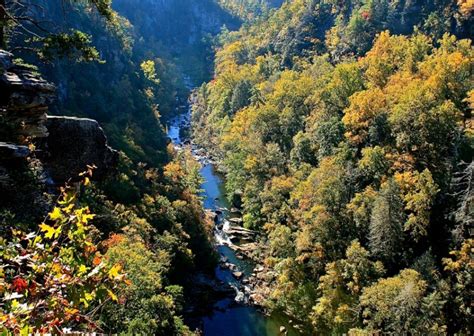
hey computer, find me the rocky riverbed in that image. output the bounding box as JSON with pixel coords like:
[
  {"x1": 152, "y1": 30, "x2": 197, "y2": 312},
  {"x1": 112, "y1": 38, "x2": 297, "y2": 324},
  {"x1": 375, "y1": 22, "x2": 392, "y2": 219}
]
[{"x1": 166, "y1": 80, "x2": 302, "y2": 335}]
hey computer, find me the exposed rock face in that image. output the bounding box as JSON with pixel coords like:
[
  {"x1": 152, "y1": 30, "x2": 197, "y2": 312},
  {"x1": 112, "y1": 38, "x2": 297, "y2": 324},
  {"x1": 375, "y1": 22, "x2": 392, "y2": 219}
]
[
  {"x1": 0, "y1": 50, "x2": 55, "y2": 143},
  {"x1": 41, "y1": 116, "x2": 118, "y2": 184},
  {"x1": 0, "y1": 50, "x2": 54, "y2": 221},
  {"x1": 0, "y1": 49, "x2": 118, "y2": 224},
  {"x1": 0, "y1": 142, "x2": 29, "y2": 191},
  {"x1": 224, "y1": 224, "x2": 257, "y2": 242}
]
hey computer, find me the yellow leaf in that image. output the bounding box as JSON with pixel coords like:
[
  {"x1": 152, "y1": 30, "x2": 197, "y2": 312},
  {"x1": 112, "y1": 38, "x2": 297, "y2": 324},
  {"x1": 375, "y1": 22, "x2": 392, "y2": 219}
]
[
  {"x1": 58, "y1": 193, "x2": 76, "y2": 205},
  {"x1": 108, "y1": 264, "x2": 122, "y2": 279},
  {"x1": 20, "y1": 324, "x2": 32, "y2": 336},
  {"x1": 49, "y1": 207, "x2": 62, "y2": 221},
  {"x1": 107, "y1": 289, "x2": 118, "y2": 301},
  {"x1": 80, "y1": 292, "x2": 93, "y2": 308},
  {"x1": 65, "y1": 307, "x2": 79, "y2": 316},
  {"x1": 51, "y1": 262, "x2": 62, "y2": 274},
  {"x1": 81, "y1": 213, "x2": 95, "y2": 224},
  {"x1": 84, "y1": 177, "x2": 91, "y2": 186},
  {"x1": 39, "y1": 223, "x2": 61, "y2": 239},
  {"x1": 63, "y1": 204, "x2": 74, "y2": 214},
  {"x1": 78, "y1": 264, "x2": 88, "y2": 275}
]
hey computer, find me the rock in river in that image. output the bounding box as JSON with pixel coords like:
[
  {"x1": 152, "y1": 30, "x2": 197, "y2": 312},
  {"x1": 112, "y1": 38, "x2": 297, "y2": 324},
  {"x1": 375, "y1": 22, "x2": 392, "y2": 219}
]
[
  {"x1": 232, "y1": 271, "x2": 244, "y2": 280},
  {"x1": 229, "y1": 217, "x2": 243, "y2": 224}
]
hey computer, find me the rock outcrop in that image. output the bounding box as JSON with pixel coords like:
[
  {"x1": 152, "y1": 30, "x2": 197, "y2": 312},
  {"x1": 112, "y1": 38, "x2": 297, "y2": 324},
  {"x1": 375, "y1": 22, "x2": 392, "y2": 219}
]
[
  {"x1": 0, "y1": 50, "x2": 54, "y2": 210},
  {"x1": 224, "y1": 224, "x2": 257, "y2": 242},
  {"x1": 41, "y1": 116, "x2": 118, "y2": 184},
  {"x1": 0, "y1": 50, "x2": 117, "y2": 184},
  {"x1": 0, "y1": 49, "x2": 117, "y2": 223},
  {"x1": 0, "y1": 50, "x2": 55, "y2": 143}
]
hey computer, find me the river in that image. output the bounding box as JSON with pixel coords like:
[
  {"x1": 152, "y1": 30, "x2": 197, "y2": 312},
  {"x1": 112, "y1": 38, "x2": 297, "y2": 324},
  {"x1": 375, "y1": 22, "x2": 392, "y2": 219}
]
[{"x1": 166, "y1": 90, "x2": 301, "y2": 336}]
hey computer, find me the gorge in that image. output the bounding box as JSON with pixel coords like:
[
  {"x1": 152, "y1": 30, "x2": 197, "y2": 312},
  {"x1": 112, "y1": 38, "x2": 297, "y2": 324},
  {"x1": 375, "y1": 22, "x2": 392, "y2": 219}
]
[
  {"x1": 0, "y1": 0, "x2": 472, "y2": 335},
  {"x1": 166, "y1": 88, "x2": 300, "y2": 335}
]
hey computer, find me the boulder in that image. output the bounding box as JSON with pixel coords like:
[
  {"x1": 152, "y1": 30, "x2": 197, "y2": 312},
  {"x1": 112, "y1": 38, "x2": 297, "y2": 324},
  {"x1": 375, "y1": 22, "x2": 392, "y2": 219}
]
[
  {"x1": 40, "y1": 116, "x2": 118, "y2": 184},
  {"x1": 207, "y1": 210, "x2": 219, "y2": 222},
  {"x1": 249, "y1": 293, "x2": 265, "y2": 306},
  {"x1": 230, "y1": 207, "x2": 242, "y2": 215},
  {"x1": 224, "y1": 225, "x2": 256, "y2": 241},
  {"x1": 232, "y1": 271, "x2": 243, "y2": 280},
  {"x1": 219, "y1": 255, "x2": 228, "y2": 263},
  {"x1": 229, "y1": 217, "x2": 243, "y2": 224},
  {"x1": 232, "y1": 242, "x2": 258, "y2": 253},
  {"x1": 0, "y1": 50, "x2": 13, "y2": 69},
  {"x1": 223, "y1": 262, "x2": 237, "y2": 271}
]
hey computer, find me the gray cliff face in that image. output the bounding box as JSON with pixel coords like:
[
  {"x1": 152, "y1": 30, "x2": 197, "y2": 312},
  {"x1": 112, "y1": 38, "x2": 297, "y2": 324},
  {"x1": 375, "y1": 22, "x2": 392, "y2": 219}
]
[
  {"x1": 0, "y1": 50, "x2": 117, "y2": 194},
  {"x1": 42, "y1": 116, "x2": 118, "y2": 183}
]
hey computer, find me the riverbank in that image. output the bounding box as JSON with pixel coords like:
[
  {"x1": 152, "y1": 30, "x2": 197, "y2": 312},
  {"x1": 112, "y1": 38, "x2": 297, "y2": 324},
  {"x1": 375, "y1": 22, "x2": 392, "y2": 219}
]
[{"x1": 166, "y1": 90, "x2": 302, "y2": 335}]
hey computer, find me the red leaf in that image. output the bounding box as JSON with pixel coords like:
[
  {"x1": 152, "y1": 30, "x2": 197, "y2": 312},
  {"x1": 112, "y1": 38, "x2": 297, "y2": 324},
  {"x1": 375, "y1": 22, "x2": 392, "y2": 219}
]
[{"x1": 11, "y1": 277, "x2": 28, "y2": 293}]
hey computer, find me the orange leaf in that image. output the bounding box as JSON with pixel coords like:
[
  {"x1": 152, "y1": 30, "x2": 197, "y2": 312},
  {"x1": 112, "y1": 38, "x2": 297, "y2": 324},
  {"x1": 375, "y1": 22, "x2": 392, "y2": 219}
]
[{"x1": 93, "y1": 254, "x2": 102, "y2": 266}]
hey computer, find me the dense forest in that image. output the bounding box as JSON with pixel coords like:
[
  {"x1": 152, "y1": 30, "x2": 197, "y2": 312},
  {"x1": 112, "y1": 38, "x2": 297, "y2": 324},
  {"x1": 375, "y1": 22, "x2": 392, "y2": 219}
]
[
  {"x1": 192, "y1": 0, "x2": 473, "y2": 334},
  {"x1": 217, "y1": 0, "x2": 284, "y2": 21},
  {"x1": 0, "y1": 0, "x2": 472, "y2": 335},
  {"x1": 0, "y1": 0, "x2": 224, "y2": 333}
]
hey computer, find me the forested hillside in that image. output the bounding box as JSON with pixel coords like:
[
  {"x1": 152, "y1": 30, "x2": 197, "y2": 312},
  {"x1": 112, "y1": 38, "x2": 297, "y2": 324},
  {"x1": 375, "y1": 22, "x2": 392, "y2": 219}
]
[
  {"x1": 0, "y1": 0, "x2": 233, "y2": 333},
  {"x1": 192, "y1": 0, "x2": 473, "y2": 334},
  {"x1": 0, "y1": 0, "x2": 472, "y2": 334},
  {"x1": 217, "y1": 0, "x2": 284, "y2": 21},
  {"x1": 8, "y1": 0, "x2": 238, "y2": 165},
  {"x1": 113, "y1": 0, "x2": 239, "y2": 81}
]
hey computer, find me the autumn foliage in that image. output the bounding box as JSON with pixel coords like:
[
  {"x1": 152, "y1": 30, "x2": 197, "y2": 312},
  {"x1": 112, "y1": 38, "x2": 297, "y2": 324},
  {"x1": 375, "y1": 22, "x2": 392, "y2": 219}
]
[
  {"x1": 192, "y1": 9, "x2": 473, "y2": 332},
  {"x1": 0, "y1": 173, "x2": 125, "y2": 333}
]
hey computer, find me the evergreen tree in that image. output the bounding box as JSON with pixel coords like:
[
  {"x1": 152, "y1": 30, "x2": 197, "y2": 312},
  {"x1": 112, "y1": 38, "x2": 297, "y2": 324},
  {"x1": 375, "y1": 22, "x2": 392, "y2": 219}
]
[{"x1": 369, "y1": 179, "x2": 405, "y2": 267}]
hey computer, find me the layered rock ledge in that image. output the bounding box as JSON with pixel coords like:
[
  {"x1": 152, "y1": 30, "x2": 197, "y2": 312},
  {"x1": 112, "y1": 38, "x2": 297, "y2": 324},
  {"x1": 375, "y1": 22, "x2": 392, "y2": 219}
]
[
  {"x1": 0, "y1": 49, "x2": 117, "y2": 185},
  {"x1": 0, "y1": 50, "x2": 55, "y2": 143},
  {"x1": 0, "y1": 49, "x2": 117, "y2": 221}
]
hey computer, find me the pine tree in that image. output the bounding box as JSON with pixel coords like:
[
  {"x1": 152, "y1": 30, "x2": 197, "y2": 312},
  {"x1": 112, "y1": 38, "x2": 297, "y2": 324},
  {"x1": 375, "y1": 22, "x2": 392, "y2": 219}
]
[{"x1": 369, "y1": 179, "x2": 405, "y2": 266}]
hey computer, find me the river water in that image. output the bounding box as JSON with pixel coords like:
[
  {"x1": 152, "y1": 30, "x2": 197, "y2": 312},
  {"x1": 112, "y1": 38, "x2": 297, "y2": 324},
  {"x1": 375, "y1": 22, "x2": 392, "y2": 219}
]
[{"x1": 167, "y1": 97, "x2": 300, "y2": 336}]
